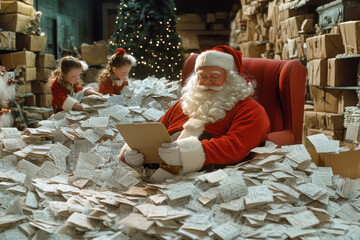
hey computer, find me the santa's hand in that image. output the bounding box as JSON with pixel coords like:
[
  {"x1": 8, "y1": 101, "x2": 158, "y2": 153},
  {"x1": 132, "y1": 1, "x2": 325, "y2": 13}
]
[
  {"x1": 124, "y1": 149, "x2": 144, "y2": 168},
  {"x1": 158, "y1": 142, "x2": 182, "y2": 166}
]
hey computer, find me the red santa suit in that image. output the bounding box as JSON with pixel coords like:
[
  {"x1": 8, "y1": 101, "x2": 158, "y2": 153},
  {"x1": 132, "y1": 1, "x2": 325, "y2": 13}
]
[
  {"x1": 50, "y1": 80, "x2": 85, "y2": 113},
  {"x1": 98, "y1": 79, "x2": 128, "y2": 95},
  {"x1": 160, "y1": 98, "x2": 271, "y2": 173}
]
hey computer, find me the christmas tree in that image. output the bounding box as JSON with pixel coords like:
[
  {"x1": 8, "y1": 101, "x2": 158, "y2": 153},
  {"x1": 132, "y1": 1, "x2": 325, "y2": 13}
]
[{"x1": 110, "y1": 0, "x2": 183, "y2": 80}]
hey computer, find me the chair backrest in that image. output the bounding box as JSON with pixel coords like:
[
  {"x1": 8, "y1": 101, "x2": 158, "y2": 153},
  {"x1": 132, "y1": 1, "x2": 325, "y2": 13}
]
[{"x1": 181, "y1": 54, "x2": 307, "y2": 144}]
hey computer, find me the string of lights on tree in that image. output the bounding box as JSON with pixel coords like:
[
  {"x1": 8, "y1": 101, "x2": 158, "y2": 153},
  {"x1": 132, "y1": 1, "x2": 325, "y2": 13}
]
[{"x1": 109, "y1": 0, "x2": 183, "y2": 80}]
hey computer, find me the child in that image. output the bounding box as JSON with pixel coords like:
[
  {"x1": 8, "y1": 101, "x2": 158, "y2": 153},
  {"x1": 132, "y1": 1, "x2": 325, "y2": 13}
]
[
  {"x1": 98, "y1": 48, "x2": 136, "y2": 95},
  {"x1": 50, "y1": 56, "x2": 98, "y2": 113}
]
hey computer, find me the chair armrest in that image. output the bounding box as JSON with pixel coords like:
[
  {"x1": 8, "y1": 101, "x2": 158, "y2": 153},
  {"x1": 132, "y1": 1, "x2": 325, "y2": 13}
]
[{"x1": 266, "y1": 130, "x2": 295, "y2": 147}]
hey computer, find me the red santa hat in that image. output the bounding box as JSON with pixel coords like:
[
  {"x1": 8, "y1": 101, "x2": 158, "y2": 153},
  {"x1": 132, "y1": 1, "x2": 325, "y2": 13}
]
[{"x1": 194, "y1": 45, "x2": 243, "y2": 75}]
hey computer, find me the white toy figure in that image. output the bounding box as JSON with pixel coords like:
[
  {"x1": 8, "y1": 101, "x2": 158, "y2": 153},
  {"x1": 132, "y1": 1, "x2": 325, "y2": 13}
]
[{"x1": 0, "y1": 66, "x2": 16, "y2": 127}]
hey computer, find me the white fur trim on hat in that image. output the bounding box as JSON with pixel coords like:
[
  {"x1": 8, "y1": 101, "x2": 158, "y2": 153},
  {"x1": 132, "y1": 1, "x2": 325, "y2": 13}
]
[
  {"x1": 177, "y1": 136, "x2": 206, "y2": 174},
  {"x1": 178, "y1": 118, "x2": 206, "y2": 139},
  {"x1": 126, "y1": 54, "x2": 137, "y2": 66},
  {"x1": 62, "y1": 96, "x2": 79, "y2": 111},
  {"x1": 195, "y1": 50, "x2": 238, "y2": 72}
]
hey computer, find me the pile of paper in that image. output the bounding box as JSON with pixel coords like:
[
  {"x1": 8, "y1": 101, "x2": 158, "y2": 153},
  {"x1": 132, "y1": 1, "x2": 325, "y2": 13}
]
[
  {"x1": 0, "y1": 77, "x2": 360, "y2": 239},
  {"x1": 344, "y1": 106, "x2": 360, "y2": 127}
]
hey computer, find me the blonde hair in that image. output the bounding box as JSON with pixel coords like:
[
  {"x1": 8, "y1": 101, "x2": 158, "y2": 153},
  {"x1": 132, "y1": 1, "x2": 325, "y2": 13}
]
[
  {"x1": 98, "y1": 50, "x2": 136, "y2": 86},
  {"x1": 50, "y1": 56, "x2": 83, "y2": 93}
]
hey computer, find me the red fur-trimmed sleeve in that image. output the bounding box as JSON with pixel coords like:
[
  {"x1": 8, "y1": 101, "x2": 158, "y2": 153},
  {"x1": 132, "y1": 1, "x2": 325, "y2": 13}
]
[
  {"x1": 51, "y1": 80, "x2": 69, "y2": 112},
  {"x1": 98, "y1": 80, "x2": 114, "y2": 95}
]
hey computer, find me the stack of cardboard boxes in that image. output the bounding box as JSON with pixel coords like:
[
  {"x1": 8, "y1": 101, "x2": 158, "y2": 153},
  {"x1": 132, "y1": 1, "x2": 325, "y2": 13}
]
[
  {"x1": 231, "y1": 1, "x2": 360, "y2": 142},
  {"x1": 177, "y1": 5, "x2": 239, "y2": 59},
  {"x1": 0, "y1": 0, "x2": 54, "y2": 110},
  {"x1": 304, "y1": 20, "x2": 360, "y2": 142}
]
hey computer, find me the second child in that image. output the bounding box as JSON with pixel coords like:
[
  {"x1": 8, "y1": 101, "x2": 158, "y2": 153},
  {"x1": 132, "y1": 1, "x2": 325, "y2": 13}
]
[{"x1": 98, "y1": 48, "x2": 136, "y2": 95}]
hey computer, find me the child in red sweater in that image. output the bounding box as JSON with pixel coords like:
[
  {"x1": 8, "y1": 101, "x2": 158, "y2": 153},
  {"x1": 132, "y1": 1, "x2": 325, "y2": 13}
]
[
  {"x1": 50, "y1": 56, "x2": 98, "y2": 113},
  {"x1": 98, "y1": 48, "x2": 136, "y2": 95}
]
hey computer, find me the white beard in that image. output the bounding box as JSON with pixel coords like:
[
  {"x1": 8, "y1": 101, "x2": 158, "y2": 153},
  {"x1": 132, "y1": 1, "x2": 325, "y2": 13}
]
[
  {"x1": 0, "y1": 72, "x2": 16, "y2": 106},
  {"x1": 0, "y1": 113, "x2": 14, "y2": 127},
  {"x1": 181, "y1": 70, "x2": 254, "y2": 123}
]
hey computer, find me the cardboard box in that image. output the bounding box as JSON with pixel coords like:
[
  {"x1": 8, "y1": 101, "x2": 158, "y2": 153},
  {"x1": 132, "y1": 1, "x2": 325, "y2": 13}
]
[
  {"x1": 36, "y1": 54, "x2": 55, "y2": 69},
  {"x1": 178, "y1": 14, "x2": 205, "y2": 23},
  {"x1": 24, "y1": 67, "x2": 36, "y2": 81},
  {"x1": 179, "y1": 32, "x2": 199, "y2": 50},
  {"x1": 23, "y1": 94, "x2": 36, "y2": 106},
  {"x1": 326, "y1": 113, "x2": 344, "y2": 130},
  {"x1": 206, "y1": 13, "x2": 216, "y2": 23},
  {"x1": 310, "y1": 86, "x2": 358, "y2": 113},
  {"x1": 306, "y1": 34, "x2": 344, "y2": 61},
  {"x1": 296, "y1": 37, "x2": 304, "y2": 59},
  {"x1": 307, "y1": 59, "x2": 327, "y2": 86},
  {"x1": 16, "y1": 34, "x2": 47, "y2": 52},
  {"x1": 316, "y1": 112, "x2": 327, "y2": 129},
  {"x1": 36, "y1": 67, "x2": 52, "y2": 81},
  {"x1": 31, "y1": 80, "x2": 51, "y2": 94},
  {"x1": 274, "y1": 40, "x2": 283, "y2": 55},
  {"x1": 327, "y1": 58, "x2": 358, "y2": 87},
  {"x1": 304, "y1": 111, "x2": 317, "y2": 129},
  {"x1": 17, "y1": 81, "x2": 32, "y2": 94},
  {"x1": 345, "y1": 123, "x2": 360, "y2": 142},
  {"x1": 0, "y1": 51, "x2": 35, "y2": 69},
  {"x1": 339, "y1": 21, "x2": 360, "y2": 55},
  {"x1": 35, "y1": 93, "x2": 52, "y2": 107},
  {"x1": 239, "y1": 41, "x2": 266, "y2": 58},
  {"x1": 0, "y1": 13, "x2": 30, "y2": 33},
  {"x1": 0, "y1": 1, "x2": 36, "y2": 16},
  {"x1": 22, "y1": 94, "x2": 36, "y2": 106},
  {"x1": 278, "y1": 5, "x2": 309, "y2": 22},
  {"x1": 309, "y1": 144, "x2": 360, "y2": 179},
  {"x1": 268, "y1": 26, "x2": 276, "y2": 44},
  {"x1": 36, "y1": 54, "x2": 55, "y2": 68},
  {"x1": 0, "y1": 31, "x2": 16, "y2": 49},
  {"x1": 281, "y1": 42, "x2": 289, "y2": 60},
  {"x1": 304, "y1": 104, "x2": 314, "y2": 111},
  {"x1": 80, "y1": 41, "x2": 109, "y2": 66},
  {"x1": 280, "y1": 20, "x2": 291, "y2": 43},
  {"x1": 280, "y1": 15, "x2": 314, "y2": 42},
  {"x1": 307, "y1": 128, "x2": 344, "y2": 141},
  {"x1": 176, "y1": 22, "x2": 206, "y2": 31}
]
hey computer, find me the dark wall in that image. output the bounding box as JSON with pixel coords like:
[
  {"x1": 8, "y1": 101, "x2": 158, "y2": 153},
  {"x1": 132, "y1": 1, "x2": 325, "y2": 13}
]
[
  {"x1": 35, "y1": 0, "x2": 96, "y2": 57},
  {"x1": 174, "y1": 0, "x2": 237, "y2": 14}
]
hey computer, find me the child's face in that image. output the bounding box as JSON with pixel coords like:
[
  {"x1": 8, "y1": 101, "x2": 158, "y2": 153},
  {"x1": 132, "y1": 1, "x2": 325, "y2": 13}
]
[
  {"x1": 112, "y1": 64, "x2": 131, "y2": 80},
  {"x1": 65, "y1": 67, "x2": 82, "y2": 85}
]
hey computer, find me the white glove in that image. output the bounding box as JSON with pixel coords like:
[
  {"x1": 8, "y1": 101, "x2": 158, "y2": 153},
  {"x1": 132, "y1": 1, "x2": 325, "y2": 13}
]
[
  {"x1": 158, "y1": 142, "x2": 182, "y2": 166},
  {"x1": 118, "y1": 143, "x2": 144, "y2": 168},
  {"x1": 124, "y1": 149, "x2": 144, "y2": 168}
]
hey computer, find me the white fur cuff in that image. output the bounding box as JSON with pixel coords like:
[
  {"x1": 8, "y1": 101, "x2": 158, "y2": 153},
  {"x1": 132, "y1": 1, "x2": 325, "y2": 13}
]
[
  {"x1": 178, "y1": 118, "x2": 206, "y2": 139},
  {"x1": 62, "y1": 96, "x2": 79, "y2": 111},
  {"x1": 177, "y1": 136, "x2": 205, "y2": 174}
]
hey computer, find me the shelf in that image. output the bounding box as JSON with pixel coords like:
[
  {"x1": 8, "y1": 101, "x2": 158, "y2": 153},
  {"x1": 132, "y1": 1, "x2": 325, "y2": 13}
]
[
  {"x1": 19, "y1": 93, "x2": 35, "y2": 97},
  {"x1": 336, "y1": 54, "x2": 360, "y2": 59},
  {"x1": 0, "y1": 48, "x2": 17, "y2": 53},
  {"x1": 178, "y1": 30, "x2": 230, "y2": 36},
  {"x1": 314, "y1": 85, "x2": 360, "y2": 90}
]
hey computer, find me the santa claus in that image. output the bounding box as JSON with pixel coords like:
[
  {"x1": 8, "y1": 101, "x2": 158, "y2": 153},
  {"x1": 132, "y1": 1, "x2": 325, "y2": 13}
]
[{"x1": 120, "y1": 45, "x2": 271, "y2": 174}]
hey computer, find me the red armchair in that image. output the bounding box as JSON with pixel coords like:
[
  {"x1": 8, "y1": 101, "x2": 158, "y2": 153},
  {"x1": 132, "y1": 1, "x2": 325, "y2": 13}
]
[{"x1": 182, "y1": 54, "x2": 307, "y2": 146}]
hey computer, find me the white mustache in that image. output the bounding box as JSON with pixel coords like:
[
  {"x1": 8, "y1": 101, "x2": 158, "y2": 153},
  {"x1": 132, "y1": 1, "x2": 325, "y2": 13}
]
[{"x1": 197, "y1": 85, "x2": 224, "y2": 91}]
